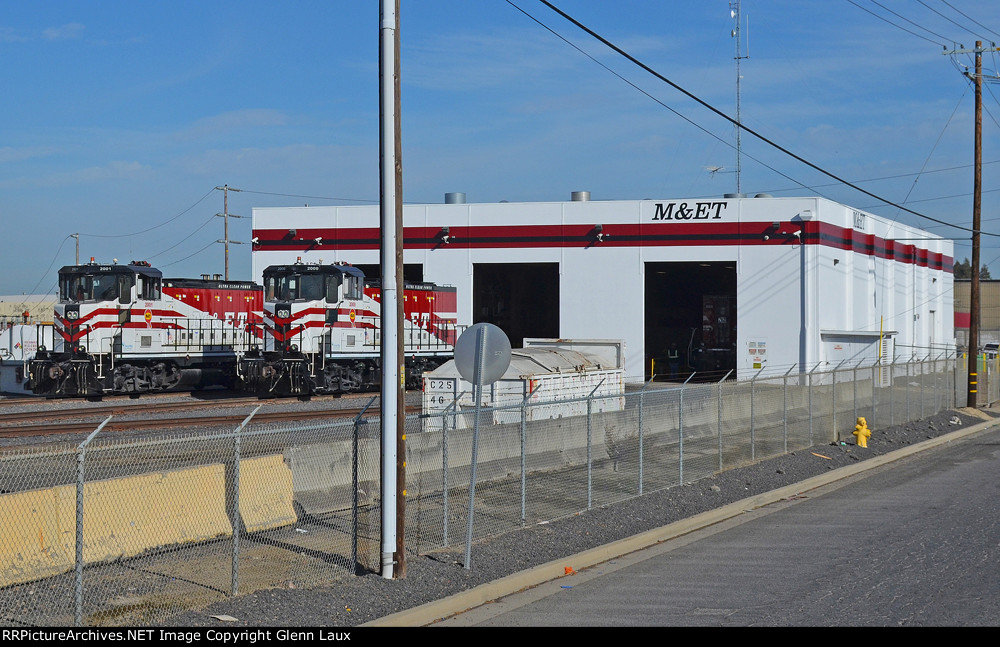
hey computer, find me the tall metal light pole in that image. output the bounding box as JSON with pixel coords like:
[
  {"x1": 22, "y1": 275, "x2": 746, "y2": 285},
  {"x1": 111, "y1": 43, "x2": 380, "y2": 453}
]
[
  {"x1": 70, "y1": 233, "x2": 79, "y2": 265},
  {"x1": 379, "y1": 0, "x2": 406, "y2": 579}
]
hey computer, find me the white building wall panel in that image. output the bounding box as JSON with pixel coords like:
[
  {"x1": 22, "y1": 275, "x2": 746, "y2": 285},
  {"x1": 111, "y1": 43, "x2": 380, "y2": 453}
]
[{"x1": 252, "y1": 196, "x2": 955, "y2": 381}]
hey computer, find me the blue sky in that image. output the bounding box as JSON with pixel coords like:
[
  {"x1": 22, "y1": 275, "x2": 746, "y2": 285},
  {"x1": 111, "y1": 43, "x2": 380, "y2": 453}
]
[{"x1": 1, "y1": 1, "x2": 997, "y2": 295}]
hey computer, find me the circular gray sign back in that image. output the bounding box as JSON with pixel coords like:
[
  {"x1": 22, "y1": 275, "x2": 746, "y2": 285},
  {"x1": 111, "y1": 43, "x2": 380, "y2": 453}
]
[{"x1": 454, "y1": 323, "x2": 512, "y2": 385}]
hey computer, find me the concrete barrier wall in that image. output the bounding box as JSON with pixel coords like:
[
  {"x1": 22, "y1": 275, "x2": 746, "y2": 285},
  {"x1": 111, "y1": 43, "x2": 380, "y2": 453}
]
[
  {"x1": 0, "y1": 454, "x2": 295, "y2": 588},
  {"x1": 283, "y1": 411, "x2": 628, "y2": 514}
]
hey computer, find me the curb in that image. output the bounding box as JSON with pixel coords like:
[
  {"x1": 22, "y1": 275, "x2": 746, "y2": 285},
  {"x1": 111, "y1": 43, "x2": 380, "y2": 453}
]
[{"x1": 364, "y1": 414, "x2": 1000, "y2": 627}]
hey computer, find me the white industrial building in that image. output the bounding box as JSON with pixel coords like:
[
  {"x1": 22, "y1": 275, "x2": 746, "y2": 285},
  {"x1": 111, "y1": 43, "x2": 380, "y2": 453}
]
[{"x1": 250, "y1": 193, "x2": 954, "y2": 381}]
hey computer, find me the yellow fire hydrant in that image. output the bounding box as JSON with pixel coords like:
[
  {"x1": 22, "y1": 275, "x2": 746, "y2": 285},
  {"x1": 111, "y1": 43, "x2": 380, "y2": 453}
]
[{"x1": 853, "y1": 417, "x2": 871, "y2": 448}]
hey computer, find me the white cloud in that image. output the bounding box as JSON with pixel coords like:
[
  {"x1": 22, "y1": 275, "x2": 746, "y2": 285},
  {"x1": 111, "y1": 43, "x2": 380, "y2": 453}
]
[
  {"x1": 0, "y1": 160, "x2": 150, "y2": 189},
  {"x1": 0, "y1": 146, "x2": 56, "y2": 164},
  {"x1": 176, "y1": 109, "x2": 289, "y2": 140},
  {"x1": 42, "y1": 23, "x2": 85, "y2": 41},
  {"x1": 0, "y1": 27, "x2": 28, "y2": 43}
]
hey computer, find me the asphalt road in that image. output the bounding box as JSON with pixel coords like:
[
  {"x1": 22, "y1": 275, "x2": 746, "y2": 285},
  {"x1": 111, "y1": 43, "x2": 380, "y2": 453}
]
[{"x1": 430, "y1": 424, "x2": 1000, "y2": 627}]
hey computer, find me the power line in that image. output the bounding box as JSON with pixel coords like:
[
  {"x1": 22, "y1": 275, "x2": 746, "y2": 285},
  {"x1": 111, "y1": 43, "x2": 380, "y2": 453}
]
[
  {"x1": 938, "y1": 0, "x2": 1000, "y2": 41},
  {"x1": 504, "y1": 0, "x2": 840, "y2": 200},
  {"x1": 761, "y1": 159, "x2": 1000, "y2": 195},
  {"x1": 79, "y1": 187, "x2": 216, "y2": 239},
  {"x1": 239, "y1": 189, "x2": 378, "y2": 204},
  {"x1": 916, "y1": 0, "x2": 986, "y2": 42},
  {"x1": 844, "y1": 0, "x2": 947, "y2": 46},
  {"x1": 860, "y1": 186, "x2": 1000, "y2": 213},
  {"x1": 890, "y1": 85, "x2": 968, "y2": 221},
  {"x1": 534, "y1": 0, "x2": 999, "y2": 237},
  {"x1": 864, "y1": 0, "x2": 955, "y2": 43},
  {"x1": 19, "y1": 236, "x2": 73, "y2": 302},
  {"x1": 147, "y1": 214, "x2": 219, "y2": 262},
  {"x1": 158, "y1": 239, "x2": 218, "y2": 269}
]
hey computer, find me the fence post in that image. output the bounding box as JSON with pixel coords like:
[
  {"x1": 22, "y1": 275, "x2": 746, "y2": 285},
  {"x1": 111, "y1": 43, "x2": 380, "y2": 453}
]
[
  {"x1": 872, "y1": 363, "x2": 879, "y2": 430},
  {"x1": 440, "y1": 391, "x2": 465, "y2": 548},
  {"x1": 520, "y1": 382, "x2": 541, "y2": 525},
  {"x1": 718, "y1": 370, "x2": 732, "y2": 472},
  {"x1": 907, "y1": 358, "x2": 912, "y2": 422},
  {"x1": 934, "y1": 352, "x2": 943, "y2": 412},
  {"x1": 750, "y1": 367, "x2": 763, "y2": 461},
  {"x1": 586, "y1": 378, "x2": 606, "y2": 511},
  {"x1": 853, "y1": 360, "x2": 859, "y2": 428},
  {"x1": 639, "y1": 374, "x2": 656, "y2": 495},
  {"x1": 833, "y1": 360, "x2": 846, "y2": 442},
  {"x1": 889, "y1": 357, "x2": 896, "y2": 426},
  {"x1": 922, "y1": 354, "x2": 929, "y2": 418},
  {"x1": 784, "y1": 365, "x2": 795, "y2": 454},
  {"x1": 808, "y1": 363, "x2": 820, "y2": 445},
  {"x1": 352, "y1": 397, "x2": 376, "y2": 570},
  {"x1": 228, "y1": 405, "x2": 262, "y2": 596},
  {"x1": 679, "y1": 374, "x2": 694, "y2": 484},
  {"x1": 74, "y1": 415, "x2": 113, "y2": 627}
]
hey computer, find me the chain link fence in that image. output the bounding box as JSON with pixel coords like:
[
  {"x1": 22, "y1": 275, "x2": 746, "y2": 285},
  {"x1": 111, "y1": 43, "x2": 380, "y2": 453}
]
[{"x1": 0, "y1": 355, "x2": 965, "y2": 626}]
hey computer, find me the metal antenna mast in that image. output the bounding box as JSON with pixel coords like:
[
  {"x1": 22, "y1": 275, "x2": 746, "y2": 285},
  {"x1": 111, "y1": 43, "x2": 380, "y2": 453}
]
[{"x1": 730, "y1": 1, "x2": 748, "y2": 196}]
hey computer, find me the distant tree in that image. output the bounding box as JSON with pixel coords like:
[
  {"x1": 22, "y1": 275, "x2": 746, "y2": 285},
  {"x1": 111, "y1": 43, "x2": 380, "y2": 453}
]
[{"x1": 954, "y1": 257, "x2": 991, "y2": 279}]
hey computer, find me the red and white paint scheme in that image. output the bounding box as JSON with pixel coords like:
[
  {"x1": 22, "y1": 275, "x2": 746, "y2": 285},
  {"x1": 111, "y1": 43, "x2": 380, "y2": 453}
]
[
  {"x1": 239, "y1": 259, "x2": 461, "y2": 396},
  {"x1": 29, "y1": 260, "x2": 262, "y2": 397},
  {"x1": 251, "y1": 195, "x2": 955, "y2": 381}
]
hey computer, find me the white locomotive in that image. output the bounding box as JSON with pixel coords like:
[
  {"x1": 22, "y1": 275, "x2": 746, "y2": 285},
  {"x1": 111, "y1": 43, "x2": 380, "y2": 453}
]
[
  {"x1": 28, "y1": 259, "x2": 262, "y2": 397},
  {"x1": 238, "y1": 260, "x2": 462, "y2": 396}
]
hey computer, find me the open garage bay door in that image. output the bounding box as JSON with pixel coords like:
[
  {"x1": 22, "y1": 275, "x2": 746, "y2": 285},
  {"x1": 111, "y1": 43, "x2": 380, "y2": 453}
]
[
  {"x1": 645, "y1": 261, "x2": 736, "y2": 382},
  {"x1": 474, "y1": 263, "x2": 559, "y2": 349}
]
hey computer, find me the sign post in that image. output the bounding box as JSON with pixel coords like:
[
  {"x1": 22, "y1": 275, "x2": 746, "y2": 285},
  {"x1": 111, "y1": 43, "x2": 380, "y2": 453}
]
[{"x1": 454, "y1": 323, "x2": 511, "y2": 570}]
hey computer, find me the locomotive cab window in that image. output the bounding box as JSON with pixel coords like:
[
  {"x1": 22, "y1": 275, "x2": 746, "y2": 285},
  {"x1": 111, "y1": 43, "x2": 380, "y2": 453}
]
[
  {"x1": 299, "y1": 273, "x2": 325, "y2": 300},
  {"x1": 266, "y1": 273, "x2": 324, "y2": 301},
  {"x1": 344, "y1": 275, "x2": 362, "y2": 300},
  {"x1": 326, "y1": 274, "x2": 342, "y2": 302},
  {"x1": 136, "y1": 276, "x2": 161, "y2": 300},
  {"x1": 61, "y1": 273, "x2": 120, "y2": 302},
  {"x1": 117, "y1": 275, "x2": 135, "y2": 303}
]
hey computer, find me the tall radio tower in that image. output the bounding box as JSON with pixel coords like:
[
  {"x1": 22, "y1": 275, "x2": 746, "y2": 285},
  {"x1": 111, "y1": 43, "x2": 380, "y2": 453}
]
[{"x1": 730, "y1": 1, "x2": 749, "y2": 196}]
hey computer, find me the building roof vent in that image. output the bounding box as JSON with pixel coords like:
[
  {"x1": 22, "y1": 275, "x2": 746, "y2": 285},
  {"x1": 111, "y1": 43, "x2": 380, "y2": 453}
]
[
  {"x1": 571, "y1": 191, "x2": 590, "y2": 202},
  {"x1": 754, "y1": 193, "x2": 773, "y2": 198},
  {"x1": 445, "y1": 192, "x2": 466, "y2": 204}
]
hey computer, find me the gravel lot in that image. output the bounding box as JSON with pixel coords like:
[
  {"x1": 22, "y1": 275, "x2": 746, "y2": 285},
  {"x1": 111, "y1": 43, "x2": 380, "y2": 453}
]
[{"x1": 159, "y1": 404, "x2": 999, "y2": 628}]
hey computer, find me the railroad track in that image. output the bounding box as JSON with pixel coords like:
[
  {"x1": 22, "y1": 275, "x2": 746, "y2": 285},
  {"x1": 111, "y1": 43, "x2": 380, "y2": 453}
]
[
  {"x1": 0, "y1": 397, "x2": 263, "y2": 423},
  {"x1": 0, "y1": 404, "x2": 419, "y2": 438}
]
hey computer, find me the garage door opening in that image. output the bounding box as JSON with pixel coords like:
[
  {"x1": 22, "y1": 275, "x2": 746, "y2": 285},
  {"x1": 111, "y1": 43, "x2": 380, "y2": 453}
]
[
  {"x1": 645, "y1": 261, "x2": 736, "y2": 382},
  {"x1": 474, "y1": 263, "x2": 559, "y2": 348}
]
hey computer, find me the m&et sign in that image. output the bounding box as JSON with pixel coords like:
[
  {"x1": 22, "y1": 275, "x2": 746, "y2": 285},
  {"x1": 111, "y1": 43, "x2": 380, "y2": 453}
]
[{"x1": 651, "y1": 201, "x2": 729, "y2": 221}]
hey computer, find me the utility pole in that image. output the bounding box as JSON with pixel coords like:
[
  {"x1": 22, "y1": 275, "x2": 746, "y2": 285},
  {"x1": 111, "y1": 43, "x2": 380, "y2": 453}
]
[
  {"x1": 945, "y1": 42, "x2": 998, "y2": 407},
  {"x1": 70, "y1": 233, "x2": 79, "y2": 265},
  {"x1": 379, "y1": 0, "x2": 406, "y2": 579},
  {"x1": 215, "y1": 184, "x2": 245, "y2": 281}
]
